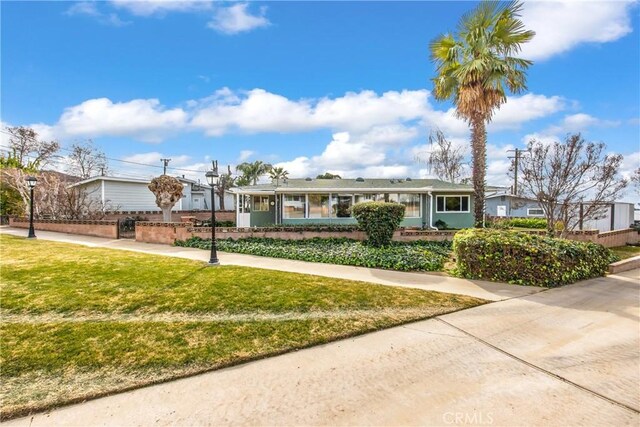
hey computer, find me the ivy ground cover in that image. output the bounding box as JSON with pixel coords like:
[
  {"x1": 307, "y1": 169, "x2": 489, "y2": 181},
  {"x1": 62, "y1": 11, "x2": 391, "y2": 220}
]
[
  {"x1": 0, "y1": 235, "x2": 483, "y2": 420},
  {"x1": 176, "y1": 237, "x2": 452, "y2": 272}
]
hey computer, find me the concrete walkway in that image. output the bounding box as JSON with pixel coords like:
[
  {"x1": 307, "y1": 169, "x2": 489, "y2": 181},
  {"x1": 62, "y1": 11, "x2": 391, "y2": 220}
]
[
  {"x1": 4, "y1": 269, "x2": 638, "y2": 426},
  {"x1": 0, "y1": 227, "x2": 542, "y2": 301}
]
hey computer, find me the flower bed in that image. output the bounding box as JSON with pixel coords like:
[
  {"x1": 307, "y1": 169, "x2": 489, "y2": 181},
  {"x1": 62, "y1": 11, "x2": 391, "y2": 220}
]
[{"x1": 176, "y1": 237, "x2": 452, "y2": 272}]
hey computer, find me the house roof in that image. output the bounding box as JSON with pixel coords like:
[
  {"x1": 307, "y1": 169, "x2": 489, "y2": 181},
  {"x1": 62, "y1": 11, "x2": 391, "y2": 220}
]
[
  {"x1": 69, "y1": 175, "x2": 211, "y2": 189},
  {"x1": 228, "y1": 178, "x2": 474, "y2": 194}
]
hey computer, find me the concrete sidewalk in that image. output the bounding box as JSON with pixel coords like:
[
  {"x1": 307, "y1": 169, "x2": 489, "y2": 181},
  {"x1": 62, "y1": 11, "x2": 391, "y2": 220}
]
[
  {"x1": 4, "y1": 269, "x2": 638, "y2": 426},
  {"x1": 0, "y1": 227, "x2": 542, "y2": 301}
]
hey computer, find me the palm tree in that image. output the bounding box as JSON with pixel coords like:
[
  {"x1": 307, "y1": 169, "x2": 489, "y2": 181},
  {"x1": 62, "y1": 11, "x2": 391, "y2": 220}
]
[
  {"x1": 269, "y1": 166, "x2": 289, "y2": 180},
  {"x1": 236, "y1": 160, "x2": 272, "y2": 186},
  {"x1": 430, "y1": 0, "x2": 534, "y2": 227}
]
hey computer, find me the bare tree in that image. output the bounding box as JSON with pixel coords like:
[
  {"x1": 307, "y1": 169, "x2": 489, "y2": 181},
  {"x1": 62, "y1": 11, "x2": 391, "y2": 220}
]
[
  {"x1": 416, "y1": 129, "x2": 468, "y2": 183},
  {"x1": 4, "y1": 126, "x2": 59, "y2": 168},
  {"x1": 215, "y1": 165, "x2": 235, "y2": 211},
  {"x1": 67, "y1": 140, "x2": 109, "y2": 179},
  {"x1": 631, "y1": 167, "x2": 640, "y2": 195},
  {"x1": 518, "y1": 133, "x2": 628, "y2": 236},
  {"x1": 0, "y1": 168, "x2": 117, "y2": 219}
]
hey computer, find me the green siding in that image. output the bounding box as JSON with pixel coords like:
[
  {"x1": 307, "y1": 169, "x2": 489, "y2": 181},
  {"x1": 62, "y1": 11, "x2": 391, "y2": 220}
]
[{"x1": 431, "y1": 193, "x2": 474, "y2": 229}]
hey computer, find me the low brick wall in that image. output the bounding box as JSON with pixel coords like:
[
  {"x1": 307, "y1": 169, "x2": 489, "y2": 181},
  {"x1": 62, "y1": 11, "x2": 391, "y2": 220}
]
[
  {"x1": 595, "y1": 229, "x2": 639, "y2": 248},
  {"x1": 134, "y1": 223, "x2": 460, "y2": 245},
  {"x1": 9, "y1": 217, "x2": 119, "y2": 239},
  {"x1": 103, "y1": 210, "x2": 235, "y2": 223},
  {"x1": 134, "y1": 222, "x2": 640, "y2": 248},
  {"x1": 609, "y1": 256, "x2": 640, "y2": 274}
]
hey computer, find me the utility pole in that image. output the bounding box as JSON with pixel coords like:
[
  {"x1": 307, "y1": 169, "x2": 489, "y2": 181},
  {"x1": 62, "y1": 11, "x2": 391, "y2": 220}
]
[
  {"x1": 507, "y1": 148, "x2": 527, "y2": 195},
  {"x1": 160, "y1": 158, "x2": 171, "y2": 175}
]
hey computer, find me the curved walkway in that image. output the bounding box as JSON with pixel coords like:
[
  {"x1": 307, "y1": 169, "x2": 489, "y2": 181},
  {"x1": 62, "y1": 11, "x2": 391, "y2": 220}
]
[{"x1": 0, "y1": 227, "x2": 542, "y2": 301}]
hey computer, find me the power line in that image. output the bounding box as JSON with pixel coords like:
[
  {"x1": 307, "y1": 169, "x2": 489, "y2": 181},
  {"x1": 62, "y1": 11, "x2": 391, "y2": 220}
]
[{"x1": 0, "y1": 130, "x2": 208, "y2": 174}]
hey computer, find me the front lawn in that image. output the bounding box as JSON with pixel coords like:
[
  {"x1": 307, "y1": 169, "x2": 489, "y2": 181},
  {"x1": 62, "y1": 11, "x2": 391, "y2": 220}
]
[
  {"x1": 176, "y1": 236, "x2": 452, "y2": 271},
  {"x1": 610, "y1": 245, "x2": 640, "y2": 260},
  {"x1": 0, "y1": 234, "x2": 483, "y2": 420}
]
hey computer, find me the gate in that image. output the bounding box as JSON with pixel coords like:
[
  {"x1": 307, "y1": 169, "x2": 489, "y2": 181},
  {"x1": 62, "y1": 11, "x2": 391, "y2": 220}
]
[{"x1": 118, "y1": 217, "x2": 136, "y2": 239}]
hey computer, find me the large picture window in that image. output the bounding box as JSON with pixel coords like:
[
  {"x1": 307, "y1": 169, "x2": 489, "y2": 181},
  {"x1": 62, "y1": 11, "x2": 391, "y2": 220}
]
[
  {"x1": 398, "y1": 194, "x2": 420, "y2": 218},
  {"x1": 527, "y1": 208, "x2": 544, "y2": 216},
  {"x1": 308, "y1": 194, "x2": 330, "y2": 218},
  {"x1": 253, "y1": 196, "x2": 270, "y2": 212},
  {"x1": 354, "y1": 194, "x2": 384, "y2": 204},
  {"x1": 436, "y1": 195, "x2": 470, "y2": 213},
  {"x1": 331, "y1": 194, "x2": 353, "y2": 218},
  {"x1": 283, "y1": 194, "x2": 306, "y2": 219}
]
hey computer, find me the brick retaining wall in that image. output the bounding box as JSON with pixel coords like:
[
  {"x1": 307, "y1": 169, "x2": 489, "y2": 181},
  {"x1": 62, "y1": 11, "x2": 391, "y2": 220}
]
[
  {"x1": 103, "y1": 210, "x2": 235, "y2": 223},
  {"x1": 134, "y1": 222, "x2": 639, "y2": 248},
  {"x1": 9, "y1": 217, "x2": 119, "y2": 239}
]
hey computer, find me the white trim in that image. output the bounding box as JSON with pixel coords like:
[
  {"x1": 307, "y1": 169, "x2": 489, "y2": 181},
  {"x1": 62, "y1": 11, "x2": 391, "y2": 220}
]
[
  {"x1": 428, "y1": 192, "x2": 438, "y2": 230},
  {"x1": 435, "y1": 195, "x2": 471, "y2": 213},
  {"x1": 100, "y1": 180, "x2": 105, "y2": 205},
  {"x1": 229, "y1": 187, "x2": 474, "y2": 195}
]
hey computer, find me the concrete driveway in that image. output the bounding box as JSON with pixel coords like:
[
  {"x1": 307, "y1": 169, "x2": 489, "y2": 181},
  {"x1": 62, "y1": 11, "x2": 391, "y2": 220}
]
[{"x1": 5, "y1": 269, "x2": 638, "y2": 426}]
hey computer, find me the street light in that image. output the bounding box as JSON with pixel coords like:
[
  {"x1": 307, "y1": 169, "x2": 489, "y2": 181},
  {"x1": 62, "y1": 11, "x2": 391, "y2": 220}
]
[
  {"x1": 205, "y1": 163, "x2": 220, "y2": 266},
  {"x1": 26, "y1": 176, "x2": 37, "y2": 239}
]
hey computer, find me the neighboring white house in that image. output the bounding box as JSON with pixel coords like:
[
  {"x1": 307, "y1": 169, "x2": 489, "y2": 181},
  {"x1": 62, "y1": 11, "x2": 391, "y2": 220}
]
[
  {"x1": 485, "y1": 191, "x2": 636, "y2": 232},
  {"x1": 69, "y1": 176, "x2": 234, "y2": 212}
]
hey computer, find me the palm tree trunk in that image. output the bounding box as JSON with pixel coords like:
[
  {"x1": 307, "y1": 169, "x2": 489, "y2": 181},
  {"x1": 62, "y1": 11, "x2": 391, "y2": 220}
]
[{"x1": 471, "y1": 115, "x2": 487, "y2": 227}]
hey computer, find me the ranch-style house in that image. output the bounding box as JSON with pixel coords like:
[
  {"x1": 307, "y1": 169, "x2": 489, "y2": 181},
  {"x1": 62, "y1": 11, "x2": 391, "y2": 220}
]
[{"x1": 228, "y1": 178, "x2": 476, "y2": 229}]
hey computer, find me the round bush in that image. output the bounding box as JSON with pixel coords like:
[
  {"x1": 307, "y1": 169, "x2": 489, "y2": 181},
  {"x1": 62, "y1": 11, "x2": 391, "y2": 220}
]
[
  {"x1": 452, "y1": 229, "x2": 616, "y2": 287},
  {"x1": 351, "y1": 202, "x2": 405, "y2": 247}
]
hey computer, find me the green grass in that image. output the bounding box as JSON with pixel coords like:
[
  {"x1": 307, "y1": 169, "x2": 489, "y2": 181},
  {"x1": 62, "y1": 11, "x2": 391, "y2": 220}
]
[
  {"x1": 610, "y1": 245, "x2": 640, "y2": 260},
  {"x1": 0, "y1": 235, "x2": 484, "y2": 419}
]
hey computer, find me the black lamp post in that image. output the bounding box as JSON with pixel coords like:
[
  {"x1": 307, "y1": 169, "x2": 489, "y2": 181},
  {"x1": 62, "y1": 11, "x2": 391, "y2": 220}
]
[
  {"x1": 26, "y1": 176, "x2": 37, "y2": 239},
  {"x1": 205, "y1": 164, "x2": 220, "y2": 266}
]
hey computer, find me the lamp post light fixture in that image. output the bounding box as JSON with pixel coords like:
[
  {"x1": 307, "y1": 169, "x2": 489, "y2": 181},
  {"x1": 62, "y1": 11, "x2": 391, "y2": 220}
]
[
  {"x1": 205, "y1": 163, "x2": 220, "y2": 266},
  {"x1": 26, "y1": 176, "x2": 38, "y2": 239}
]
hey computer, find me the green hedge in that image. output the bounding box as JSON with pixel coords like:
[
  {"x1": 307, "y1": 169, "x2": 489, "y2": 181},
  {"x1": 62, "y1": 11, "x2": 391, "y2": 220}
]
[
  {"x1": 506, "y1": 217, "x2": 547, "y2": 229},
  {"x1": 453, "y1": 229, "x2": 616, "y2": 287},
  {"x1": 351, "y1": 202, "x2": 405, "y2": 247},
  {"x1": 176, "y1": 237, "x2": 451, "y2": 272}
]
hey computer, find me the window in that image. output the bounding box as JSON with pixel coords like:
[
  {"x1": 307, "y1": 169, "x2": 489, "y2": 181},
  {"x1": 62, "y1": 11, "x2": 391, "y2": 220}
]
[
  {"x1": 398, "y1": 194, "x2": 420, "y2": 218},
  {"x1": 283, "y1": 194, "x2": 306, "y2": 219},
  {"x1": 354, "y1": 194, "x2": 384, "y2": 204},
  {"x1": 308, "y1": 194, "x2": 330, "y2": 218},
  {"x1": 527, "y1": 208, "x2": 544, "y2": 216},
  {"x1": 331, "y1": 194, "x2": 353, "y2": 218},
  {"x1": 253, "y1": 196, "x2": 270, "y2": 212},
  {"x1": 436, "y1": 195, "x2": 470, "y2": 213}
]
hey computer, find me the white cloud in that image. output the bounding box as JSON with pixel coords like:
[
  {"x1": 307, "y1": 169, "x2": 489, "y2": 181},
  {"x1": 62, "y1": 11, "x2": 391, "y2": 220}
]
[
  {"x1": 56, "y1": 98, "x2": 188, "y2": 143},
  {"x1": 546, "y1": 113, "x2": 622, "y2": 134},
  {"x1": 521, "y1": 1, "x2": 636, "y2": 61},
  {"x1": 122, "y1": 152, "x2": 190, "y2": 165},
  {"x1": 237, "y1": 150, "x2": 254, "y2": 162},
  {"x1": 192, "y1": 88, "x2": 437, "y2": 136},
  {"x1": 65, "y1": 1, "x2": 130, "y2": 27},
  {"x1": 110, "y1": 0, "x2": 213, "y2": 16},
  {"x1": 207, "y1": 3, "x2": 270, "y2": 34},
  {"x1": 489, "y1": 93, "x2": 565, "y2": 130}
]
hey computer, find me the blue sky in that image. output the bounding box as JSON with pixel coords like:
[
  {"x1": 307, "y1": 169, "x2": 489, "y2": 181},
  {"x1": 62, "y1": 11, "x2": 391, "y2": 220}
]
[{"x1": 1, "y1": 0, "x2": 639, "y2": 200}]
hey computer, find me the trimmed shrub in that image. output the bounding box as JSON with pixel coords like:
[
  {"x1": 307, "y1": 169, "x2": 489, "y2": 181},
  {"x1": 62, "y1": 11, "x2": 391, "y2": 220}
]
[
  {"x1": 176, "y1": 236, "x2": 452, "y2": 272},
  {"x1": 506, "y1": 217, "x2": 547, "y2": 229},
  {"x1": 453, "y1": 229, "x2": 615, "y2": 287},
  {"x1": 351, "y1": 202, "x2": 405, "y2": 247}
]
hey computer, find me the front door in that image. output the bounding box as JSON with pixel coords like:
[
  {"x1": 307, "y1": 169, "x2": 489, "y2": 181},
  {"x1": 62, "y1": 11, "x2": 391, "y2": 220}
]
[
  {"x1": 192, "y1": 197, "x2": 202, "y2": 210},
  {"x1": 497, "y1": 205, "x2": 507, "y2": 217},
  {"x1": 237, "y1": 194, "x2": 251, "y2": 227}
]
